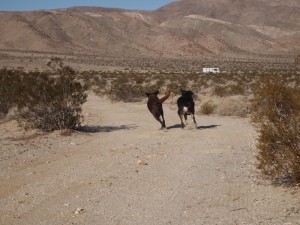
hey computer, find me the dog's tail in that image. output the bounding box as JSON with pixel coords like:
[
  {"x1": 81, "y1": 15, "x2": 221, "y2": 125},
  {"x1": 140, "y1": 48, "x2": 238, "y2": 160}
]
[{"x1": 159, "y1": 90, "x2": 171, "y2": 103}]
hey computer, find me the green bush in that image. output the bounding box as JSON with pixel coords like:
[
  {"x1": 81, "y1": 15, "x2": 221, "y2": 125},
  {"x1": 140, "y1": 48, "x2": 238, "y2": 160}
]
[{"x1": 252, "y1": 77, "x2": 300, "y2": 184}]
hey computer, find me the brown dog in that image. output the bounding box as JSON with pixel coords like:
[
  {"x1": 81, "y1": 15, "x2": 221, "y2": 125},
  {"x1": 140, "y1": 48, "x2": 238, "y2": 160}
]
[{"x1": 145, "y1": 90, "x2": 171, "y2": 129}]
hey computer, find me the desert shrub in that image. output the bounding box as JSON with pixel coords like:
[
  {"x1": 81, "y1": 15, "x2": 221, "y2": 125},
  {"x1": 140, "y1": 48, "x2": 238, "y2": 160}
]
[
  {"x1": 200, "y1": 101, "x2": 216, "y2": 115},
  {"x1": 294, "y1": 54, "x2": 300, "y2": 65},
  {"x1": 252, "y1": 77, "x2": 300, "y2": 184},
  {"x1": 0, "y1": 68, "x2": 23, "y2": 117},
  {"x1": 79, "y1": 70, "x2": 99, "y2": 88},
  {"x1": 212, "y1": 85, "x2": 227, "y2": 97},
  {"x1": 93, "y1": 76, "x2": 108, "y2": 95},
  {"x1": 108, "y1": 80, "x2": 144, "y2": 102},
  {"x1": 17, "y1": 66, "x2": 87, "y2": 131},
  {"x1": 131, "y1": 73, "x2": 144, "y2": 85},
  {"x1": 227, "y1": 84, "x2": 245, "y2": 96}
]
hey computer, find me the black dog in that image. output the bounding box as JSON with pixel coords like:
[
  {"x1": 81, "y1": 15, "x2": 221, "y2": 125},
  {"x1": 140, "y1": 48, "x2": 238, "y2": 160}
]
[
  {"x1": 177, "y1": 89, "x2": 197, "y2": 129},
  {"x1": 145, "y1": 90, "x2": 171, "y2": 129}
]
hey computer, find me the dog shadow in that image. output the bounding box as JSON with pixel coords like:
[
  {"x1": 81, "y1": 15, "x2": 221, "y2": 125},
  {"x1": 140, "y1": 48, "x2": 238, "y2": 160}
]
[
  {"x1": 167, "y1": 124, "x2": 182, "y2": 129},
  {"x1": 167, "y1": 124, "x2": 220, "y2": 130},
  {"x1": 197, "y1": 125, "x2": 220, "y2": 130},
  {"x1": 76, "y1": 124, "x2": 138, "y2": 133}
]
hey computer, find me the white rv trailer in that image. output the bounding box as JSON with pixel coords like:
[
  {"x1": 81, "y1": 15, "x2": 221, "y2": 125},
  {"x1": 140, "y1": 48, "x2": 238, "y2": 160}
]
[{"x1": 203, "y1": 67, "x2": 220, "y2": 74}]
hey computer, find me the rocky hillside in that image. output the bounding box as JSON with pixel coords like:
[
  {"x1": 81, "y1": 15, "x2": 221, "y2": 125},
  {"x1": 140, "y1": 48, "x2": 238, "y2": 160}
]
[{"x1": 0, "y1": 0, "x2": 299, "y2": 57}]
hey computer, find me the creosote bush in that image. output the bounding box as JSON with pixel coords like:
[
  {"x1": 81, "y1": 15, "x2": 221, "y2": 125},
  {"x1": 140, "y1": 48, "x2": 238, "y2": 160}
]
[
  {"x1": 0, "y1": 68, "x2": 22, "y2": 117},
  {"x1": 0, "y1": 63, "x2": 87, "y2": 131},
  {"x1": 252, "y1": 77, "x2": 300, "y2": 184},
  {"x1": 20, "y1": 67, "x2": 87, "y2": 131}
]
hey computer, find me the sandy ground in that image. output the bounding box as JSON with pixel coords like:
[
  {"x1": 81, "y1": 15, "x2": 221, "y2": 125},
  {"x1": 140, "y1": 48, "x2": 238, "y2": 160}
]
[{"x1": 0, "y1": 94, "x2": 299, "y2": 225}]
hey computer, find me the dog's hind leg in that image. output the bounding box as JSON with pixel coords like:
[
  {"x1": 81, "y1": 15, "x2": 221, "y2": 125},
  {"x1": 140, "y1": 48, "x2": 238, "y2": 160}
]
[
  {"x1": 178, "y1": 113, "x2": 185, "y2": 128},
  {"x1": 161, "y1": 112, "x2": 166, "y2": 129},
  {"x1": 184, "y1": 113, "x2": 188, "y2": 125},
  {"x1": 191, "y1": 113, "x2": 197, "y2": 127},
  {"x1": 153, "y1": 114, "x2": 165, "y2": 129}
]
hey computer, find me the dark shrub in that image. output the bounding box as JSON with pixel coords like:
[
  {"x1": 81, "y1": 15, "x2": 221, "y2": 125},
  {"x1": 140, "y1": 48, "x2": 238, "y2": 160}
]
[
  {"x1": 0, "y1": 68, "x2": 22, "y2": 117},
  {"x1": 0, "y1": 63, "x2": 88, "y2": 131}
]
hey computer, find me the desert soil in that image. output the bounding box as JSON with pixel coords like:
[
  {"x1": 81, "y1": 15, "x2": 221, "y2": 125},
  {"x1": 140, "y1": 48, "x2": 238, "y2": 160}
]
[{"x1": 0, "y1": 93, "x2": 299, "y2": 225}]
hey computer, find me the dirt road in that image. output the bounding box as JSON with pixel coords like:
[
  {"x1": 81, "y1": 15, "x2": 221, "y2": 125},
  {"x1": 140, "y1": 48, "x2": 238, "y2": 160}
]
[{"x1": 0, "y1": 94, "x2": 299, "y2": 225}]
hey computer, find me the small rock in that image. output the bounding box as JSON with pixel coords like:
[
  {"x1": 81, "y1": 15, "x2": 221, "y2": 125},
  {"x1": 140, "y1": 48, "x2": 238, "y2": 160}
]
[
  {"x1": 26, "y1": 172, "x2": 35, "y2": 176},
  {"x1": 74, "y1": 208, "x2": 84, "y2": 215},
  {"x1": 137, "y1": 160, "x2": 148, "y2": 166}
]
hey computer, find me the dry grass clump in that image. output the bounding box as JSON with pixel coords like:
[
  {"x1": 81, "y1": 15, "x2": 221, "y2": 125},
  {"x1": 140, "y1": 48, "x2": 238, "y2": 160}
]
[
  {"x1": 200, "y1": 101, "x2": 216, "y2": 115},
  {"x1": 252, "y1": 77, "x2": 300, "y2": 185},
  {"x1": 214, "y1": 96, "x2": 250, "y2": 117}
]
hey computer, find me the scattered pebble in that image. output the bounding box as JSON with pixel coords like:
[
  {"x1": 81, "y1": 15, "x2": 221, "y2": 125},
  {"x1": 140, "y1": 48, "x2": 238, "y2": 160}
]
[
  {"x1": 74, "y1": 208, "x2": 84, "y2": 215},
  {"x1": 137, "y1": 160, "x2": 148, "y2": 166}
]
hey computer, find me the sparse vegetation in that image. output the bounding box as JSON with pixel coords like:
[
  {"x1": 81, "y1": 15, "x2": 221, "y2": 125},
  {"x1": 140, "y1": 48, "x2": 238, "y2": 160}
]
[
  {"x1": 1, "y1": 54, "x2": 300, "y2": 133},
  {"x1": 74, "y1": 61, "x2": 300, "y2": 121}
]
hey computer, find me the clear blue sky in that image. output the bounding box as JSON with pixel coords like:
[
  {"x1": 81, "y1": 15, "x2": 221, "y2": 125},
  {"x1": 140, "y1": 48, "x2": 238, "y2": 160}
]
[{"x1": 0, "y1": 0, "x2": 176, "y2": 11}]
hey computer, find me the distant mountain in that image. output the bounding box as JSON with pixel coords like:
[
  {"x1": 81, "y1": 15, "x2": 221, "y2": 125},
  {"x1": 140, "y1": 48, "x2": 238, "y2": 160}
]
[
  {"x1": 0, "y1": 0, "x2": 299, "y2": 57},
  {"x1": 150, "y1": 0, "x2": 300, "y2": 54}
]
